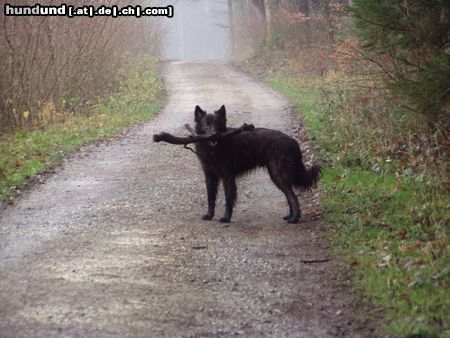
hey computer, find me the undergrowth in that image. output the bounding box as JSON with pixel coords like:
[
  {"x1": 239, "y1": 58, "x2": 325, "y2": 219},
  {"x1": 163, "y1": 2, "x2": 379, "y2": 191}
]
[
  {"x1": 0, "y1": 56, "x2": 164, "y2": 201},
  {"x1": 241, "y1": 59, "x2": 449, "y2": 337}
]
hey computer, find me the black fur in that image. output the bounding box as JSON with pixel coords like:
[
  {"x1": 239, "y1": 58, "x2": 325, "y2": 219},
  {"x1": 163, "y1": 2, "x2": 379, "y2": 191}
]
[{"x1": 194, "y1": 105, "x2": 321, "y2": 224}]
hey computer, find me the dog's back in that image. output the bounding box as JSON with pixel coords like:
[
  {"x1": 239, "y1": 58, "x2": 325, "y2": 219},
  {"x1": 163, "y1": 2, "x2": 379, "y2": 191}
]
[{"x1": 197, "y1": 127, "x2": 319, "y2": 189}]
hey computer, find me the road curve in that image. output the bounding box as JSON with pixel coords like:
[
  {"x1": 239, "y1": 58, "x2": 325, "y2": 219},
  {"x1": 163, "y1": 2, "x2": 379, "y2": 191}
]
[{"x1": 0, "y1": 62, "x2": 365, "y2": 337}]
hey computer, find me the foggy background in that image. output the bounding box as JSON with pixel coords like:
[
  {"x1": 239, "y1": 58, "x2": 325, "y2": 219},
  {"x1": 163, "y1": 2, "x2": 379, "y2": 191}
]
[{"x1": 160, "y1": 0, "x2": 230, "y2": 60}]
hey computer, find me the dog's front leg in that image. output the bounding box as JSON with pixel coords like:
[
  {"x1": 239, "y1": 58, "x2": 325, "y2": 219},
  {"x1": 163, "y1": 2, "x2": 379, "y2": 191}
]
[
  {"x1": 202, "y1": 173, "x2": 219, "y2": 221},
  {"x1": 220, "y1": 176, "x2": 237, "y2": 223}
]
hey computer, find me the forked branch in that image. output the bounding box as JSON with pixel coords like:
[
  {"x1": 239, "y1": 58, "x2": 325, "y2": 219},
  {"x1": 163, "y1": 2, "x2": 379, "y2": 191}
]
[{"x1": 153, "y1": 123, "x2": 255, "y2": 145}]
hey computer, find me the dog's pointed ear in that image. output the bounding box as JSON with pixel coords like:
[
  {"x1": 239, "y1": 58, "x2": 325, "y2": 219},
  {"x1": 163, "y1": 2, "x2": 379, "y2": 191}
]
[
  {"x1": 194, "y1": 105, "x2": 206, "y2": 122},
  {"x1": 215, "y1": 105, "x2": 226, "y2": 119}
]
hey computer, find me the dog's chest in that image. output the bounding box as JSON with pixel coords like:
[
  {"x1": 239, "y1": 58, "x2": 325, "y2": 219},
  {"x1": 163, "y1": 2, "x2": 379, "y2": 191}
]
[{"x1": 196, "y1": 143, "x2": 232, "y2": 174}]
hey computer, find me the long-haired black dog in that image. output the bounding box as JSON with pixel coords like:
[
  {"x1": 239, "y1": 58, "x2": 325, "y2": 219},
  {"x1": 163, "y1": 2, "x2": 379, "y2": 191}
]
[{"x1": 194, "y1": 105, "x2": 320, "y2": 224}]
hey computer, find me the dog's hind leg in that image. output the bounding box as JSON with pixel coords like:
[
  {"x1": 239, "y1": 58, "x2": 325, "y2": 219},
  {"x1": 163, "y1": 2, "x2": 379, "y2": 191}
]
[
  {"x1": 220, "y1": 176, "x2": 237, "y2": 223},
  {"x1": 282, "y1": 187, "x2": 300, "y2": 224},
  {"x1": 202, "y1": 172, "x2": 219, "y2": 221},
  {"x1": 268, "y1": 168, "x2": 301, "y2": 224}
]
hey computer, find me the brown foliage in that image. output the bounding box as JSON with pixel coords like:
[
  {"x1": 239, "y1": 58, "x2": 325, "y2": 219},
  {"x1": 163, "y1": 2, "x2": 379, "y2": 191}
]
[{"x1": 0, "y1": 0, "x2": 163, "y2": 131}]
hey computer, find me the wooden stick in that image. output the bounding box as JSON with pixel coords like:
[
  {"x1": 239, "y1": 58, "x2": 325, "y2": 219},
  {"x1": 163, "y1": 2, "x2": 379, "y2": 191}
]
[
  {"x1": 184, "y1": 123, "x2": 197, "y2": 136},
  {"x1": 153, "y1": 123, "x2": 255, "y2": 145},
  {"x1": 300, "y1": 258, "x2": 330, "y2": 264}
]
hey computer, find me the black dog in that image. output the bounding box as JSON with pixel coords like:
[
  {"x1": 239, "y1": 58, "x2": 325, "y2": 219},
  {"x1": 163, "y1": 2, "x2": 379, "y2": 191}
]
[{"x1": 194, "y1": 105, "x2": 320, "y2": 224}]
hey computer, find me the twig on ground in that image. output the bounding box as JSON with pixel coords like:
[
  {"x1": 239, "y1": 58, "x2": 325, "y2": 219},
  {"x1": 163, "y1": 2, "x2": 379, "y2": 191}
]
[{"x1": 300, "y1": 258, "x2": 330, "y2": 264}]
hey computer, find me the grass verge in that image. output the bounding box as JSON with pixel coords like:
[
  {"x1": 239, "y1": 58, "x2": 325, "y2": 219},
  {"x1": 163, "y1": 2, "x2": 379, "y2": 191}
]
[
  {"x1": 247, "y1": 69, "x2": 448, "y2": 336},
  {"x1": 0, "y1": 56, "x2": 165, "y2": 201}
]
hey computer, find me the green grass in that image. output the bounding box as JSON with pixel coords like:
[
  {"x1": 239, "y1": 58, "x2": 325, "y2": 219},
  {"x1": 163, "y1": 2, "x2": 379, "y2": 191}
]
[
  {"x1": 262, "y1": 72, "x2": 449, "y2": 336},
  {"x1": 0, "y1": 56, "x2": 165, "y2": 200}
]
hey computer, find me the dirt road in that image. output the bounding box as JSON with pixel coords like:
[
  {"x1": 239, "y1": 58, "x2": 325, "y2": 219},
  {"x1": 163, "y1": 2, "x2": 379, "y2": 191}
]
[{"x1": 0, "y1": 62, "x2": 367, "y2": 337}]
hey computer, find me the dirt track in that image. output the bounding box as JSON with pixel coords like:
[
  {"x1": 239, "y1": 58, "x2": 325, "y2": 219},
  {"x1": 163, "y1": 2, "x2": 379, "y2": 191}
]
[{"x1": 0, "y1": 62, "x2": 369, "y2": 337}]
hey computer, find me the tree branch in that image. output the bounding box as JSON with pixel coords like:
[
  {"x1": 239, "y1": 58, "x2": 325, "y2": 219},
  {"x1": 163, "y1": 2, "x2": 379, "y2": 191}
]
[{"x1": 153, "y1": 123, "x2": 255, "y2": 145}]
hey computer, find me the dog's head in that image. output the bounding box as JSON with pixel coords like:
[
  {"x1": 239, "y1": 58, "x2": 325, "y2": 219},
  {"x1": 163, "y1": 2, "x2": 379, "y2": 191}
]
[{"x1": 194, "y1": 105, "x2": 227, "y2": 136}]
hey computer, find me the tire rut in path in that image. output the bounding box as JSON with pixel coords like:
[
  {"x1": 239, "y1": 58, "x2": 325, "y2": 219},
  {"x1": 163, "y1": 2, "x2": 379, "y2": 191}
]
[{"x1": 0, "y1": 62, "x2": 367, "y2": 337}]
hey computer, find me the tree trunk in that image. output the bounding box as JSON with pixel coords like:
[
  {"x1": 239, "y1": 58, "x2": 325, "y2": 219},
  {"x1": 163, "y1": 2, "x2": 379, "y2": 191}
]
[
  {"x1": 264, "y1": 0, "x2": 279, "y2": 48},
  {"x1": 252, "y1": 0, "x2": 268, "y2": 41},
  {"x1": 228, "y1": 0, "x2": 235, "y2": 56},
  {"x1": 320, "y1": 0, "x2": 335, "y2": 46}
]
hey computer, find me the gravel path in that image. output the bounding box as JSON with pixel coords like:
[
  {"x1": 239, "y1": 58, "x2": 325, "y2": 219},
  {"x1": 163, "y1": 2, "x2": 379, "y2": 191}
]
[{"x1": 0, "y1": 62, "x2": 368, "y2": 337}]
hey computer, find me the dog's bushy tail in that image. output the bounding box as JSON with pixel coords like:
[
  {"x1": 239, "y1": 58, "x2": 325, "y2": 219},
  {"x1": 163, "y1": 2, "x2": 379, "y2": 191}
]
[{"x1": 295, "y1": 162, "x2": 322, "y2": 189}]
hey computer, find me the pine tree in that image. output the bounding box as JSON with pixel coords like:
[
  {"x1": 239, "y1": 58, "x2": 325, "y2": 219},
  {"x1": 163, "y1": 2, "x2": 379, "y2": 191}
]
[{"x1": 350, "y1": 0, "x2": 450, "y2": 119}]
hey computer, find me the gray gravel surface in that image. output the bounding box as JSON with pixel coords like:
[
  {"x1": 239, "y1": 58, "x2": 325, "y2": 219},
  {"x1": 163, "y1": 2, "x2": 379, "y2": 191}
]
[{"x1": 0, "y1": 62, "x2": 370, "y2": 337}]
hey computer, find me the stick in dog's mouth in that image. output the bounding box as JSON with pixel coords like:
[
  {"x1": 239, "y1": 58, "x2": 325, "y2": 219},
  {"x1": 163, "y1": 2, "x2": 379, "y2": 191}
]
[
  {"x1": 184, "y1": 123, "x2": 197, "y2": 136},
  {"x1": 185, "y1": 123, "x2": 218, "y2": 147}
]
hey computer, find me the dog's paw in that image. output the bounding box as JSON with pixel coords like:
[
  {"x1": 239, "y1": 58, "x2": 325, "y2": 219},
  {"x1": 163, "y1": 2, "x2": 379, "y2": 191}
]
[
  {"x1": 219, "y1": 217, "x2": 231, "y2": 223},
  {"x1": 286, "y1": 218, "x2": 299, "y2": 224},
  {"x1": 202, "y1": 214, "x2": 213, "y2": 221}
]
